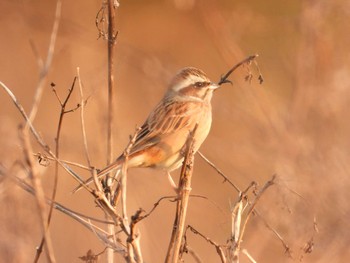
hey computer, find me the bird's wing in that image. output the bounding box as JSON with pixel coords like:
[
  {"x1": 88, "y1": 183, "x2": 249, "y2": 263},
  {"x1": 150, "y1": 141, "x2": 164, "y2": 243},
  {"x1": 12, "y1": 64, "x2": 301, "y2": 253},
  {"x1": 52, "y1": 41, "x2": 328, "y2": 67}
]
[{"x1": 130, "y1": 99, "x2": 201, "y2": 154}]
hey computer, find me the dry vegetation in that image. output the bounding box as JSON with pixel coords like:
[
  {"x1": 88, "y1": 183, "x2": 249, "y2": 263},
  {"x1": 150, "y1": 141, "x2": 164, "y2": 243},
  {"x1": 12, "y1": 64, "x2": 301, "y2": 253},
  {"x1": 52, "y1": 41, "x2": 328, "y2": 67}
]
[{"x1": 1, "y1": 0, "x2": 350, "y2": 262}]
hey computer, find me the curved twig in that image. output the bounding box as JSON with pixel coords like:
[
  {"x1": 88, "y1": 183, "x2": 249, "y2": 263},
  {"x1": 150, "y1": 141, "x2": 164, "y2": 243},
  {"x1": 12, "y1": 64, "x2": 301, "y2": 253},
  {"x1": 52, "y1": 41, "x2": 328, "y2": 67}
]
[{"x1": 217, "y1": 54, "x2": 261, "y2": 86}]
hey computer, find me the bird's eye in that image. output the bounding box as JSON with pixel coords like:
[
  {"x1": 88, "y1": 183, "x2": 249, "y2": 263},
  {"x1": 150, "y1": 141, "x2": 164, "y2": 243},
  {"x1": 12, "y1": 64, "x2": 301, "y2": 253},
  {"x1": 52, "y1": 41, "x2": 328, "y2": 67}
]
[{"x1": 194, "y1": 82, "x2": 205, "y2": 88}]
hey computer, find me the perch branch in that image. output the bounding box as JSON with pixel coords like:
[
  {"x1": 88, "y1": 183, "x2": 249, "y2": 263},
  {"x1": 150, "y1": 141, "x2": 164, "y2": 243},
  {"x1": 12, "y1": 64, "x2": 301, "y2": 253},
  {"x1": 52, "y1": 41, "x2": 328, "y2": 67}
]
[
  {"x1": 105, "y1": 2, "x2": 118, "y2": 261},
  {"x1": 165, "y1": 124, "x2": 198, "y2": 263}
]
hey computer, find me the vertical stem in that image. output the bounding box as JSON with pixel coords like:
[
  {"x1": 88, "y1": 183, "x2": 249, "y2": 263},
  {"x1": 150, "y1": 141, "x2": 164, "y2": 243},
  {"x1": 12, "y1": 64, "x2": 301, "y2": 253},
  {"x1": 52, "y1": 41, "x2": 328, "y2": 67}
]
[
  {"x1": 107, "y1": 0, "x2": 116, "y2": 166},
  {"x1": 22, "y1": 127, "x2": 56, "y2": 263},
  {"x1": 165, "y1": 125, "x2": 198, "y2": 263},
  {"x1": 106, "y1": 1, "x2": 117, "y2": 262}
]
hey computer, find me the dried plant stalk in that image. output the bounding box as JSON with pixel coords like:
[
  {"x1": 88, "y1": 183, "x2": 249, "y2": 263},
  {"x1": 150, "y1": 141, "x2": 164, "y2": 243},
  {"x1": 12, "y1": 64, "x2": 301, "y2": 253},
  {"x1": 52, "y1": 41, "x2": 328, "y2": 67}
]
[{"x1": 165, "y1": 125, "x2": 198, "y2": 263}]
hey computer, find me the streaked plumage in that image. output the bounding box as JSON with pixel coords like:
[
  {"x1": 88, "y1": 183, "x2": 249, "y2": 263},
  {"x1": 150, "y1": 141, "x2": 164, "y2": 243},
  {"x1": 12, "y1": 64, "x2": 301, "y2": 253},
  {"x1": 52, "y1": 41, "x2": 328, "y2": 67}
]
[{"x1": 74, "y1": 67, "x2": 218, "y2": 192}]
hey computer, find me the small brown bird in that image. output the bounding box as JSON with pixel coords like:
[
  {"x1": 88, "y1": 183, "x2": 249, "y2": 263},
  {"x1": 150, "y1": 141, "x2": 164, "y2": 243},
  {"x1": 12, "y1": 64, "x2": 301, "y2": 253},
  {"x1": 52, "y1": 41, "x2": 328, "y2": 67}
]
[{"x1": 74, "y1": 67, "x2": 219, "y2": 192}]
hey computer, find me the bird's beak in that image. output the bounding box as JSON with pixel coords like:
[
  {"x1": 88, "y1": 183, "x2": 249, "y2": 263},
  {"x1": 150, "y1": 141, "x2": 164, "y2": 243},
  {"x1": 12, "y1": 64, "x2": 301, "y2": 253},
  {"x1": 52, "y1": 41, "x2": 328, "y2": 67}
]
[{"x1": 210, "y1": 82, "x2": 220, "y2": 91}]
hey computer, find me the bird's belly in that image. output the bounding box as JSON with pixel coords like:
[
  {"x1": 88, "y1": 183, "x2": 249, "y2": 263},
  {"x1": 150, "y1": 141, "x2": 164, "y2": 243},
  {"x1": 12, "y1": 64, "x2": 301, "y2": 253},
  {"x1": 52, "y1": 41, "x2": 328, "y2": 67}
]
[{"x1": 128, "y1": 108, "x2": 212, "y2": 171}]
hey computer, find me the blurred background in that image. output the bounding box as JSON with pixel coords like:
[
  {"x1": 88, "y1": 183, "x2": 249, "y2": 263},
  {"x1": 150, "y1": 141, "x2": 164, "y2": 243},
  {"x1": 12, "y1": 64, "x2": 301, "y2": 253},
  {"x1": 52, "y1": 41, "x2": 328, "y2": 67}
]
[{"x1": 1, "y1": 0, "x2": 350, "y2": 262}]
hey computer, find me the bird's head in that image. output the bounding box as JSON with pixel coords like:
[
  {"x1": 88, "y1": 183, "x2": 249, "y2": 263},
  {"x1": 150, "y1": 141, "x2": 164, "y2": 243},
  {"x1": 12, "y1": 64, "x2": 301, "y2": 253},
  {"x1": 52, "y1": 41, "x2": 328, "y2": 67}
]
[{"x1": 166, "y1": 67, "x2": 219, "y2": 103}]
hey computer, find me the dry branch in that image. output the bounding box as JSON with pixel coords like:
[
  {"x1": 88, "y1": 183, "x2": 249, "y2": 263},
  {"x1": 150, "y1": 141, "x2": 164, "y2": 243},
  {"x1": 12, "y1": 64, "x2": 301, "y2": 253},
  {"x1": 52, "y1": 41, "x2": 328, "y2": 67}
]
[
  {"x1": 105, "y1": 2, "x2": 118, "y2": 261},
  {"x1": 13, "y1": 175, "x2": 127, "y2": 254},
  {"x1": 186, "y1": 225, "x2": 227, "y2": 263},
  {"x1": 34, "y1": 153, "x2": 91, "y2": 171},
  {"x1": 165, "y1": 124, "x2": 198, "y2": 263},
  {"x1": 77, "y1": 67, "x2": 93, "y2": 169},
  {"x1": 21, "y1": 127, "x2": 56, "y2": 263},
  {"x1": 28, "y1": 0, "x2": 61, "y2": 124},
  {"x1": 218, "y1": 54, "x2": 261, "y2": 86},
  {"x1": 198, "y1": 151, "x2": 240, "y2": 192}
]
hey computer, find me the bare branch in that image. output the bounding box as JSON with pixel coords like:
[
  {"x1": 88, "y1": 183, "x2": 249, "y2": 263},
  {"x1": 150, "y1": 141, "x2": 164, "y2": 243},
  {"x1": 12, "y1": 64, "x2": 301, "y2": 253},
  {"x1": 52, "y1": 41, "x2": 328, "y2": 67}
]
[
  {"x1": 21, "y1": 127, "x2": 56, "y2": 263},
  {"x1": 187, "y1": 225, "x2": 226, "y2": 263},
  {"x1": 15, "y1": 173, "x2": 127, "y2": 253},
  {"x1": 28, "y1": 0, "x2": 62, "y2": 124},
  {"x1": 165, "y1": 124, "x2": 198, "y2": 263},
  {"x1": 34, "y1": 153, "x2": 91, "y2": 171},
  {"x1": 1, "y1": 80, "x2": 95, "y2": 194},
  {"x1": 255, "y1": 209, "x2": 292, "y2": 257},
  {"x1": 236, "y1": 175, "x2": 276, "y2": 252},
  {"x1": 242, "y1": 249, "x2": 257, "y2": 263},
  {"x1": 77, "y1": 67, "x2": 93, "y2": 169},
  {"x1": 35, "y1": 76, "x2": 78, "y2": 262},
  {"x1": 105, "y1": 2, "x2": 118, "y2": 261},
  {"x1": 198, "y1": 151, "x2": 240, "y2": 192},
  {"x1": 217, "y1": 55, "x2": 260, "y2": 86}
]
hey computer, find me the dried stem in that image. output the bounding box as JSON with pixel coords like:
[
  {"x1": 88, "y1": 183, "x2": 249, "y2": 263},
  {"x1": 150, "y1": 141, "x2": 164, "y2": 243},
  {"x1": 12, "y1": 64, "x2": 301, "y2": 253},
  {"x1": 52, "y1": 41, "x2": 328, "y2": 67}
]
[
  {"x1": 187, "y1": 225, "x2": 227, "y2": 263},
  {"x1": 231, "y1": 196, "x2": 243, "y2": 245},
  {"x1": 35, "y1": 76, "x2": 78, "y2": 263},
  {"x1": 127, "y1": 209, "x2": 144, "y2": 263},
  {"x1": 198, "y1": 151, "x2": 240, "y2": 192},
  {"x1": 242, "y1": 249, "x2": 257, "y2": 263},
  {"x1": 14, "y1": 2, "x2": 62, "y2": 262},
  {"x1": 21, "y1": 127, "x2": 56, "y2": 263},
  {"x1": 1, "y1": 80, "x2": 94, "y2": 192},
  {"x1": 13, "y1": 174, "x2": 127, "y2": 253},
  {"x1": 165, "y1": 124, "x2": 198, "y2": 263},
  {"x1": 105, "y1": 1, "x2": 118, "y2": 262},
  {"x1": 77, "y1": 67, "x2": 93, "y2": 168},
  {"x1": 1, "y1": 68, "x2": 134, "y2": 260},
  {"x1": 106, "y1": 0, "x2": 117, "y2": 169},
  {"x1": 234, "y1": 176, "x2": 276, "y2": 258},
  {"x1": 34, "y1": 153, "x2": 91, "y2": 171},
  {"x1": 28, "y1": 0, "x2": 61, "y2": 124},
  {"x1": 255, "y1": 209, "x2": 292, "y2": 257},
  {"x1": 120, "y1": 128, "x2": 143, "y2": 262},
  {"x1": 218, "y1": 55, "x2": 260, "y2": 86}
]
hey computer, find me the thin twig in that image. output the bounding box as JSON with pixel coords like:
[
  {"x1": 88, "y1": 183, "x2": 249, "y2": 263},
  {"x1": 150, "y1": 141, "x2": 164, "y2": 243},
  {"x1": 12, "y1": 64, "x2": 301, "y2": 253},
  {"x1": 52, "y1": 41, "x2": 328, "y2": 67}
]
[
  {"x1": 236, "y1": 176, "x2": 276, "y2": 252},
  {"x1": 77, "y1": 67, "x2": 93, "y2": 168},
  {"x1": 187, "y1": 225, "x2": 227, "y2": 263},
  {"x1": 141, "y1": 196, "x2": 178, "y2": 220},
  {"x1": 217, "y1": 55, "x2": 259, "y2": 86},
  {"x1": 121, "y1": 128, "x2": 142, "y2": 262},
  {"x1": 21, "y1": 127, "x2": 56, "y2": 263},
  {"x1": 16, "y1": 173, "x2": 126, "y2": 253},
  {"x1": 255, "y1": 209, "x2": 293, "y2": 257},
  {"x1": 121, "y1": 127, "x2": 141, "y2": 208},
  {"x1": 21, "y1": 2, "x2": 62, "y2": 262},
  {"x1": 242, "y1": 249, "x2": 257, "y2": 263},
  {"x1": 14, "y1": 175, "x2": 115, "y2": 225},
  {"x1": 127, "y1": 209, "x2": 144, "y2": 263},
  {"x1": 186, "y1": 246, "x2": 203, "y2": 263},
  {"x1": 0, "y1": 81, "x2": 93, "y2": 192},
  {"x1": 34, "y1": 153, "x2": 91, "y2": 171},
  {"x1": 35, "y1": 76, "x2": 78, "y2": 262},
  {"x1": 28, "y1": 0, "x2": 62, "y2": 124},
  {"x1": 198, "y1": 151, "x2": 240, "y2": 192}
]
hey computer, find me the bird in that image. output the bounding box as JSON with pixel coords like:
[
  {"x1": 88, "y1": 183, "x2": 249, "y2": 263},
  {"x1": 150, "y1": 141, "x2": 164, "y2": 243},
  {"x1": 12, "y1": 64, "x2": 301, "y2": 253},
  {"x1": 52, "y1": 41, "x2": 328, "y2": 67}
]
[{"x1": 73, "y1": 67, "x2": 220, "y2": 193}]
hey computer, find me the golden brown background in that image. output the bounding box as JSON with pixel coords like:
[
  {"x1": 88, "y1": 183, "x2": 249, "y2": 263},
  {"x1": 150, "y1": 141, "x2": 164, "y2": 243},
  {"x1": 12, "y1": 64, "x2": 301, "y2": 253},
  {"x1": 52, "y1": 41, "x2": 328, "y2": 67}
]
[{"x1": 1, "y1": 0, "x2": 350, "y2": 262}]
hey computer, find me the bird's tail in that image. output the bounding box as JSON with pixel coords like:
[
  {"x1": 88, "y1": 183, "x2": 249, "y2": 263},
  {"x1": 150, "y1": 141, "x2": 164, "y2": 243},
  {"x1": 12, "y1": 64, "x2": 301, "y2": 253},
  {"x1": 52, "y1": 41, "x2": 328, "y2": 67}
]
[{"x1": 72, "y1": 156, "x2": 124, "y2": 193}]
